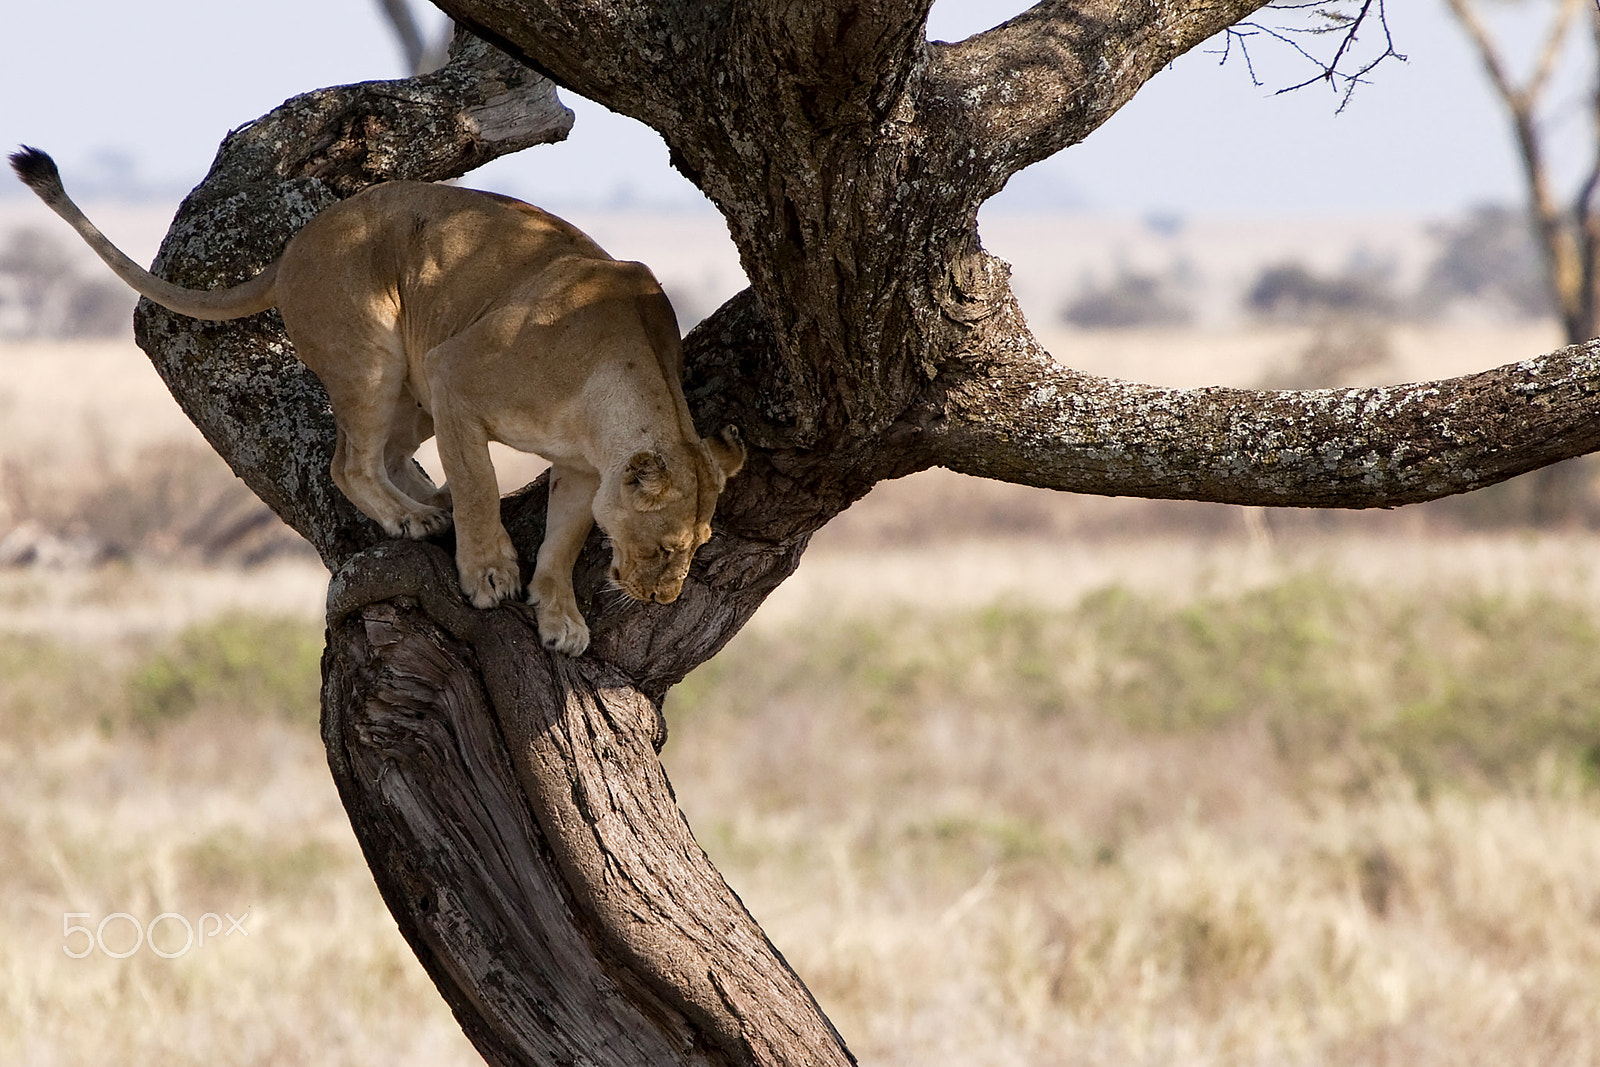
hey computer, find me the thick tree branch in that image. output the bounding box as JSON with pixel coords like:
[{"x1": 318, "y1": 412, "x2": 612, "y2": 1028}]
[
  {"x1": 434, "y1": 0, "x2": 937, "y2": 130},
  {"x1": 726, "y1": 0, "x2": 935, "y2": 128},
  {"x1": 923, "y1": 0, "x2": 1273, "y2": 198},
  {"x1": 426, "y1": 0, "x2": 722, "y2": 132},
  {"x1": 932, "y1": 302, "x2": 1600, "y2": 507},
  {"x1": 321, "y1": 594, "x2": 710, "y2": 1066}
]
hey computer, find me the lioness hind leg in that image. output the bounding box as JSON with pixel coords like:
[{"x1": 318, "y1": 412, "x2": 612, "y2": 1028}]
[
  {"x1": 388, "y1": 456, "x2": 450, "y2": 513},
  {"x1": 386, "y1": 396, "x2": 451, "y2": 511},
  {"x1": 316, "y1": 353, "x2": 449, "y2": 539},
  {"x1": 529, "y1": 465, "x2": 600, "y2": 656},
  {"x1": 333, "y1": 424, "x2": 450, "y2": 538}
]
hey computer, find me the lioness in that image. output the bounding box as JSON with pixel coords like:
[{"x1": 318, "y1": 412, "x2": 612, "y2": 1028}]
[{"x1": 10, "y1": 147, "x2": 744, "y2": 656}]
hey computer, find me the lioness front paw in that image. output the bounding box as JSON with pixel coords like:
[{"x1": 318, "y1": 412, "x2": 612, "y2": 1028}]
[
  {"x1": 459, "y1": 560, "x2": 521, "y2": 608},
  {"x1": 532, "y1": 596, "x2": 590, "y2": 656},
  {"x1": 397, "y1": 505, "x2": 452, "y2": 539}
]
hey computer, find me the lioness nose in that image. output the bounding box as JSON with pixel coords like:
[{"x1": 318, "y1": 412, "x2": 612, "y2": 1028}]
[{"x1": 609, "y1": 564, "x2": 620, "y2": 582}]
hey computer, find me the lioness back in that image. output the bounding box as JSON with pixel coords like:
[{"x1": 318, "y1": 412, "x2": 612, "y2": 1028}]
[{"x1": 274, "y1": 182, "x2": 616, "y2": 367}]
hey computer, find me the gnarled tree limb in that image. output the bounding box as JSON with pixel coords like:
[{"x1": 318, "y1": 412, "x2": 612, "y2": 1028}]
[
  {"x1": 931, "y1": 304, "x2": 1600, "y2": 506},
  {"x1": 324, "y1": 540, "x2": 852, "y2": 1065}
]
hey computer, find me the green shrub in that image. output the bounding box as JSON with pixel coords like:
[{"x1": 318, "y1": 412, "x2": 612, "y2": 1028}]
[
  {"x1": 673, "y1": 574, "x2": 1600, "y2": 793},
  {"x1": 125, "y1": 614, "x2": 322, "y2": 730}
]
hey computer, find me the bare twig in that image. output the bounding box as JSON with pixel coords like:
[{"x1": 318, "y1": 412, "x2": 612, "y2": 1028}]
[
  {"x1": 1528, "y1": 0, "x2": 1584, "y2": 101},
  {"x1": 1215, "y1": 0, "x2": 1406, "y2": 111}
]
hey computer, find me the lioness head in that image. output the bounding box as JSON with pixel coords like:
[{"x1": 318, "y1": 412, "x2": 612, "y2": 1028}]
[{"x1": 594, "y1": 426, "x2": 746, "y2": 604}]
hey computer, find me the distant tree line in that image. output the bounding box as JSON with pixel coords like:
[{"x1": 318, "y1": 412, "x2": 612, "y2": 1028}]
[
  {"x1": 0, "y1": 227, "x2": 135, "y2": 339},
  {"x1": 1, "y1": 201, "x2": 1553, "y2": 342},
  {"x1": 1061, "y1": 205, "x2": 1553, "y2": 331}
]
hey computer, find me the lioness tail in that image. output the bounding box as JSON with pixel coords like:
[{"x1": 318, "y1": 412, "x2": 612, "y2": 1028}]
[{"x1": 8, "y1": 146, "x2": 278, "y2": 322}]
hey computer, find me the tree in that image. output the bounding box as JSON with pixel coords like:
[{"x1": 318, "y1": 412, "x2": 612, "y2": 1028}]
[
  {"x1": 120, "y1": 6, "x2": 1600, "y2": 1063},
  {"x1": 1421, "y1": 204, "x2": 1553, "y2": 320},
  {"x1": 375, "y1": 0, "x2": 454, "y2": 74},
  {"x1": 1061, "y1": 268, "x2": 1196, "y2": 329},
  {"x1": 1244, "y1": 260, "x2": 1395, "y2": 322},
  {"x1": 1444, "y1": 0, "x2": 1600, "y2": 521},
  {"x1": 1445, "y1": 0, "x2": 1598, "y2": 345}
]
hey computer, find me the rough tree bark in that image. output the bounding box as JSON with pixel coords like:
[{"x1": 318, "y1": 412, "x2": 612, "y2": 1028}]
[{"x1": 130, "y1": 5, "x2": 1600, "y2": 1064}]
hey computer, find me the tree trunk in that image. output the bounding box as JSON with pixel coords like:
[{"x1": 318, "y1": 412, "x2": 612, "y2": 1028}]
[
  {"x1": 322, "y1": 542, "x2": 850, "y2": 1065},
  {"x1": 127, "y1": 8, "x2": 1600, "y2": 1064}
]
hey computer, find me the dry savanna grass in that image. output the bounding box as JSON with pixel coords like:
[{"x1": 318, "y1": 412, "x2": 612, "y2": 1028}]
[
  {"x1": 668, "y1": 574, "x2": 1600, "y2": 1065},
  {"x1": 3, "y1": 542, "x2": 1600, "y2": 1064},
  {"x1": 0, "y1": 615, "x2": 480, "y2": 1066},
  {"x1": 3, "y1": 330, "x2": 1600, "y2": 1063}
]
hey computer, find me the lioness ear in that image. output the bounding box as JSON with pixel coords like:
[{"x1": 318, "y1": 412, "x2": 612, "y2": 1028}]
[
  {"x1": 623, "y1": 450, "x2": 673, "y2": 510},
  {"x1": 706, "y1": 426, "x2": 747, "y2": 484}
]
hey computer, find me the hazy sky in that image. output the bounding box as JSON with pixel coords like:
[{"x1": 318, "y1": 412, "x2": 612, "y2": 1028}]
[{"x1": 1, "y1": 0, "x2": 1591, "y2": 216}]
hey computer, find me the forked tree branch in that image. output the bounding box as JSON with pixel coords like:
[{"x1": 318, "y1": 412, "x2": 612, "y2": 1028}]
[
  {"x1": 1445, "y1": 0, "x2": 1581, "y2": 108},
  {"x1": 1527, "y1": 0, "x2": 1584, "y2": 100},
  {"x1": 425, "y1": 0, "x2": 726, "y2": 132},
  {"x1": 437, "y1": 0, "x2": 938, "y2": 121},
  {"x1": 132, "y1": 28, "x2": 856, "y2": 1065},
  {"x1": 923, "y1": 0, "x2": 1273, "y2": 196}
]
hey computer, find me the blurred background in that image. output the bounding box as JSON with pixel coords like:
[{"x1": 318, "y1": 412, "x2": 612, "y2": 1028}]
[{"x1": 2, "y1": 2, "x2": 1599, "y2": 1064}]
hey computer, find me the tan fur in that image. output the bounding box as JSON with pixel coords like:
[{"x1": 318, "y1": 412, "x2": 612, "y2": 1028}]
[{"x1": 14, "y1": 152, "x2": 745, "y2": 655}]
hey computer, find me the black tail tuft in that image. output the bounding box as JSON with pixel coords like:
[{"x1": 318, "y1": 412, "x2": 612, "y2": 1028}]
[{"x1": 9, "y1": 146, "x2": 63, "y2": 199}]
